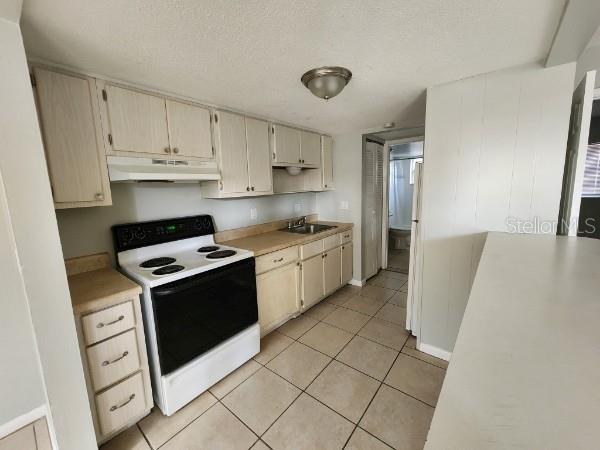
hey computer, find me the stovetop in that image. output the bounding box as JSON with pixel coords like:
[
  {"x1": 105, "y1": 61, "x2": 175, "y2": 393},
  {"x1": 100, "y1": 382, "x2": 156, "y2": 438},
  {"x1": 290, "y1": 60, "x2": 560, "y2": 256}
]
[{"x1": 117, "y1": 236, "x2": 253, "y2": 287}]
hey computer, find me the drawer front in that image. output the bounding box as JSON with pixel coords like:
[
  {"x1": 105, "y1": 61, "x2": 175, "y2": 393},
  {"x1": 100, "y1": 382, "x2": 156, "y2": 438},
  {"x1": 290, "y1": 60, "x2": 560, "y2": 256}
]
[
  {"x1": 87, "y1": 329, "x2": 140, "y2": 392},
  {"x1": 340, "y1": 230, "x2": 352, "y2": 244},
  {"x1": 95, "y1": 372, "x2": 146, "y2": 436},
  {"x1": 300, "y1": 239, "x2": 324, "y2": 260},
  {"x1": 82, "y1": 301, "x2": 135, "y2": 345},
  {"x1": 256, "y1": 246, "x2": 298, "y2": 274},
  {"x1": 323, "y1": 234, "x2": 340, "y2": 251}
]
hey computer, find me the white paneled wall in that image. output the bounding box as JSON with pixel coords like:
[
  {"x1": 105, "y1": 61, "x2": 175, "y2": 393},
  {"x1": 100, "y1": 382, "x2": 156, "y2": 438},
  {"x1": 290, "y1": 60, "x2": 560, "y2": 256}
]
[{"x1": 419, "y1": 62, "x2": 575, "y2": 355}]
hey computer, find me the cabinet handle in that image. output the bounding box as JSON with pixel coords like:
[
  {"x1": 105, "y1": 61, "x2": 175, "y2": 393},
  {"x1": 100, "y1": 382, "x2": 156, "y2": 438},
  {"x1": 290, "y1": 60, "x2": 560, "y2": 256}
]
[
  {"x1": 96, "y1": 315, "x2": 124, "y2": 329},
  {"x1": 101, "y1": 351, "x2": 129, "y2": 366},
  {"x1": 273, "y1": 257, "x2": 284, "y2": 263},
  {"x1": 324, "y1": 184, "x2": 328, "y2": 188},
  {"x1": 164, "y1": 147, "x2": 170, "y2": 153},
  {"x1": 109, "y1": 394, "x2": 135, "y2": 412},
  {"x1": 95, "y1": 193, "x2": 104, "y2": 201},
  {"x1": 246, "y1": 186, "x2": 250, "y2": 191},
  {"x1": 298, "y1": 159, "x2": 302, "y2": 163},
  {"x1": 342, "y1": 246, "x2": 345, "y2": 249},
  {"x1": 251, "y1": 187, "x2": 255, "y2": 191},
  {"x1": 173, "y1": 147, "x2": 180, "y2": 154}
]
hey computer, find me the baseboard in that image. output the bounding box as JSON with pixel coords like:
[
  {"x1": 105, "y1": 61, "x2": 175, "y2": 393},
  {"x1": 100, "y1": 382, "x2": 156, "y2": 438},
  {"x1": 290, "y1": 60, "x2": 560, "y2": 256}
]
[
  {"x1": 348, "y1": 278, "x2": 364, "y2": 287},
  {"x1": 417, "y1": 342, "x2": 452, "y2": 362},
  {"x1": 0, "y1": 404, "x2": 48, "y2": 439}
]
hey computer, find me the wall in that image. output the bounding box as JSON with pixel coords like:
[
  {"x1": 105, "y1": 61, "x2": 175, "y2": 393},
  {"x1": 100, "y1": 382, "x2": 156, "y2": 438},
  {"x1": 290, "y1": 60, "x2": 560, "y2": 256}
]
[
  {"x1": 57, "y1": 184, "x2": 317, "y2": 262},
  {"x1": 419, "y1": 62, "x2": 575, "y2": 356},
  {"x1": 0, "y1": 16, "x2": 96, "y2": 449},
  {"x1": 315, "y1": 132, "x2": 363, "y2": 282},
  {"x1": 576, "y1": 44, "x2": 600, "y2": 87}
]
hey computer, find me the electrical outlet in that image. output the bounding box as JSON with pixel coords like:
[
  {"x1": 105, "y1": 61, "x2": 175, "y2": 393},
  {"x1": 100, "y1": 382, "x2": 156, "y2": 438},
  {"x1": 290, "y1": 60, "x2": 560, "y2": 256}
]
[
  {"x1": 340, "y1": 201, "x2": 349, "y2": 210},
  {"x1": 250, "y1": 208, "x2": 258, "y2": 220},
  {"x1": 294, "y1": 203, "x2": 302, "y2": 213}
]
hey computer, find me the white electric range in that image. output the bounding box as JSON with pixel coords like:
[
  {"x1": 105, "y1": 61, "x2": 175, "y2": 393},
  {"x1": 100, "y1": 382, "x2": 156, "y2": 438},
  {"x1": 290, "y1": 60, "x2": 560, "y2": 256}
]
[{"x1": 113, "y1": 215, "x2": 259, "y2": 416}]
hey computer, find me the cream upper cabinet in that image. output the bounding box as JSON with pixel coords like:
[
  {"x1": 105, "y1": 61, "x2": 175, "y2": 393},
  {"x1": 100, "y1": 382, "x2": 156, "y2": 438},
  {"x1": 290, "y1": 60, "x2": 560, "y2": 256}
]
[
  {"x1": 301, "y1": 254, "x2": 324, "y2": 310},
  {"x1": 256, "y1": 262, "x2": 300, "y2": 336},
  {"x1": 166, "y1": 100, "x2": 213, "y2": 159},
  {"x1": 323, "y1": 246, "x2": 342, "y2": 295},
  {"x1": 214, "y1": 111, "x2": 249, "y2": 194},
  {"x1": 272, "y1": 124, "x2": 301, "y2": 164},
  {"x1": 34, "y1": 68, "x2": 111, "y2": 209},
  {"x1": 341, "y1": 242, "x2": 353, "y2": 285},
  {"x1": 102, "y1": 84, "x2": 170, "y2": 156},
  {"x1": 245, "y1": 117, "x2": 273, "y2": 193},
  {"x1": 322, "y1": 135, "x2": 334, "y2": 189},
  {"x1": 300, "y1": 131, "x2": 321, "y2": 166}
]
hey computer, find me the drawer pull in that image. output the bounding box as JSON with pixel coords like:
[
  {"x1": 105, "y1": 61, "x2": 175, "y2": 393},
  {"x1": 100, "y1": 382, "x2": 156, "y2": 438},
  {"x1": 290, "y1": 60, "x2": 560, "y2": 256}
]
[
  {"x1": 97, "y1": 315, "x2": 125, "y2": 329},
  {"x1": 101, "y1": 351, "x2": 129, "y2": 367},
  {"x1": 109, "y1": 393, "x2": 135, "y2": 412},
  {"x1": 273, "y1": 257, "x2": 284, "y2": 263}
]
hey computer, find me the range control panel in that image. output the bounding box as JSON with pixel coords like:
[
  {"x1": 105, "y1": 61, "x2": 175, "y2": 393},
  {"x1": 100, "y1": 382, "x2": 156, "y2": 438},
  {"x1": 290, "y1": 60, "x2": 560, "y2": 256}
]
[{"x1": 113, "y1": 215, "x2": 215, "y2": 252}]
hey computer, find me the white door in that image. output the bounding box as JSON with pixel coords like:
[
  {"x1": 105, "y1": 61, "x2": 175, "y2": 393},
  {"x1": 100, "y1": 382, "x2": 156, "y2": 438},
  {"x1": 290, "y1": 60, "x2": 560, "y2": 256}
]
[
  {"x1": 104, "y1": 85, "x2": 170, "y2": 155},
  {"x1": 406, "y1": 161, "x2": 423, "y2": 333},
  {"x1": 273, "y1": 125, "x2": 301, "y2": 164},
  {"x1": 166, "y1": 100, "x2": 213, "y2": 159},
  {"x1": 214, "y1": 111, "x2": 250, "y2": 194},
  {"x1": 245, "y1": 117, "x2": 273, "y2": 194},
  {"x1": 364, "y1": 141, "x2": 384, "y2": 280},
  {"x1": 300, "y1": 131, "x2": 321, "y2": 166},
  {"x1": 558, "y1": 70, "x2": 596, "y2": 236}
]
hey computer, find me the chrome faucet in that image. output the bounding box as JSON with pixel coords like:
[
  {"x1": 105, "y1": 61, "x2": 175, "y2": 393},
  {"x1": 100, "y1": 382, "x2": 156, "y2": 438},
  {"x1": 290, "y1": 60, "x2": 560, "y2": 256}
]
[{"x1": 287, "y1": 216, "x2": 307, "y2": 229}]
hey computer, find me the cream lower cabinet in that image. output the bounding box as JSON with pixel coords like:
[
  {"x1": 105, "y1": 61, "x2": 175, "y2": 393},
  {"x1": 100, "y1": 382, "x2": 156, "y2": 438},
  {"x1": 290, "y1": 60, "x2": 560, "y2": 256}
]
[
  {"x1": 301, "y1": 254, "x2": 326, "y2": 310},
  {"x1": 256, "y1": 262, "x2": 300, "y2": 336},
  {"x1": 323, "y1": 246, "x2": 342, "y2": 295},
  {"x1": 341, "y1": 242, "x2": 353, "y2": 284}
]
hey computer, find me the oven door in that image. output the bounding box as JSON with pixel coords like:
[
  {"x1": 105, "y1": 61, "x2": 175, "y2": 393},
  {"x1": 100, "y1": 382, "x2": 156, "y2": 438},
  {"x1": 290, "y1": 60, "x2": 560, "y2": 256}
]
[{"x1": 150, "y1": 258, "x2": 257, "y2": 375}]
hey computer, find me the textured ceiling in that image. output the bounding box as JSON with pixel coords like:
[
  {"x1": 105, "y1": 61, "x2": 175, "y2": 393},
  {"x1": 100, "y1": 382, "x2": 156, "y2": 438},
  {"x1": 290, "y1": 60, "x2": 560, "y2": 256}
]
[{"x1": 21, "y1": 0, "x2": 565, "y2": 134}]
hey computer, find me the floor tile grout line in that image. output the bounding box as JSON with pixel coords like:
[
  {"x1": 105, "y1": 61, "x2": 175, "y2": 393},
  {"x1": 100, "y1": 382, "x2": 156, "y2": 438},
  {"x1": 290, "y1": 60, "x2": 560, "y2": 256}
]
[
  {"x1": 380, "y1": 380, "x2": 438, "y2": 409},
  {"x1": 135, "y1": 423, "x2": 153, "y2": 449},
  {"x1": 400, "y1": 349, "x2": 448, "y2": 370}
]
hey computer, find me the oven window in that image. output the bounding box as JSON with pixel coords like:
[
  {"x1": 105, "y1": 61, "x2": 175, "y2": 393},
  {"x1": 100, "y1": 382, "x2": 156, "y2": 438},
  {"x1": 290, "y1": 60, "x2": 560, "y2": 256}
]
[{"x1": 151, "y1": 258, "x2": 257, "y2": 375}]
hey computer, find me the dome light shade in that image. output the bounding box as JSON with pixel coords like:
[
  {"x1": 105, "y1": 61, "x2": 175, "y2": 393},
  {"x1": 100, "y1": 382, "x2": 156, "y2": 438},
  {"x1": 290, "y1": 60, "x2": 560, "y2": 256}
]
[{"x1": 301, "y1": 66, "x2": 352, "y2": 100}]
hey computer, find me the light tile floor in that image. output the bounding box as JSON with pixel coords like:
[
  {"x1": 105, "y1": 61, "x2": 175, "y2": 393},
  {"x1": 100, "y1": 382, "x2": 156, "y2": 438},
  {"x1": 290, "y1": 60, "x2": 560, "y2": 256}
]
[{"x1": 101, "y1": 270, "x2": 447, "y2": 450}]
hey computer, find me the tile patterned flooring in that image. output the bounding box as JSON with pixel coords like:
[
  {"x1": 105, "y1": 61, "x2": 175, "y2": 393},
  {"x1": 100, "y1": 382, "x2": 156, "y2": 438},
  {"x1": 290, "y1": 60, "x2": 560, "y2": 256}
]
[{"x1": 101, "y1": 270, "x2": 447, "y2": 450}]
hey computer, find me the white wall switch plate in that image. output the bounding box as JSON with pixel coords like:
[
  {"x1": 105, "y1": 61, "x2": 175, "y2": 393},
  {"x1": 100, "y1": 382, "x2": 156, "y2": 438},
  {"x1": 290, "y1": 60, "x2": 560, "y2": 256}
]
[
  {"x1": 250, "y1": 208, "x2": 258, "y2": 220},
  {"x1": 340, "y1": 201, "x2": 349, "y2": 210}
]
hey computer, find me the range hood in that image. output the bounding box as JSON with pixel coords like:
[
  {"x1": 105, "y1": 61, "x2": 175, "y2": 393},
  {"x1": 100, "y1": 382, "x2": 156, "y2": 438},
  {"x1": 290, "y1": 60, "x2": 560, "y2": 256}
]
[{"x1": 107, "y1": 156, "x2": 221, "y2": 182}]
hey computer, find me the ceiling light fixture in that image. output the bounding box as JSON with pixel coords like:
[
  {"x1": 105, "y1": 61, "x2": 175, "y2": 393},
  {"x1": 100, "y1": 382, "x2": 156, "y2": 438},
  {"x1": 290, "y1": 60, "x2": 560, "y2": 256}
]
[{"x1": 301, "y1": 66, "x2": 352, "y2": 100}]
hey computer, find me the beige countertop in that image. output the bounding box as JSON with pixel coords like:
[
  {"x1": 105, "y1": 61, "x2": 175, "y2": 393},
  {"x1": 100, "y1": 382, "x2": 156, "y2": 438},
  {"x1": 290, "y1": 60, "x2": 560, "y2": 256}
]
[
  {"x1": 425, "y1": 232, "x2": 600, "y2": 450},
  {"x1": 219, "y1": 221, "x2": 353, "y2": 256},
  {"x1": 66, "y1": 254, "x2": 142, "y2": 315}
]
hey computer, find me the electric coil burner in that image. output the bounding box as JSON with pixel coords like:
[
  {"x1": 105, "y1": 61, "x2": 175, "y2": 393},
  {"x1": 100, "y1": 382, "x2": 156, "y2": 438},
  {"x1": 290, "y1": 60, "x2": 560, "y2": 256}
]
[
  {"x1": 152, "y1": 264, "x2": 185, "y2": 276},
  {"x1": 197, "y1": 245, "x2": 220, "y2": 253},
  {"x1": 206, "y1": 250, "x2": 237, "y2": 259},
  {"x1": 140, "y1": 257, "x2": 176, "y2": 268},
  {"x1": 113, "y1": 215, "x2": 258, "y2": 416}
]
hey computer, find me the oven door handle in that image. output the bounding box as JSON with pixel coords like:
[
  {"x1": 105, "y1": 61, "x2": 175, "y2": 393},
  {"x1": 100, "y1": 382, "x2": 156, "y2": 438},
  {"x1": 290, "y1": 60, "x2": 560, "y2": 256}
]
[{"x1": 152, "y1": 278, "x2": 208, "y2": 297}]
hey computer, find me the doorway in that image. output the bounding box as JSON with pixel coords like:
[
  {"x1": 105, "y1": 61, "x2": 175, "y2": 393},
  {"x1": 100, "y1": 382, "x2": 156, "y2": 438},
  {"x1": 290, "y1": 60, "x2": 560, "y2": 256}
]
[{"x1": 384, "y1": 139, "x2": 424, "y2": 274}]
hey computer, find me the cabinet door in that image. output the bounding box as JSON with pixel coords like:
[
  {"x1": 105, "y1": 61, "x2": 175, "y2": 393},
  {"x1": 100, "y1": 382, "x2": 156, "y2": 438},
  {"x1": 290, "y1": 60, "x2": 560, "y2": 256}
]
[
  {"x1": 215, "y1": 111, "x2": 250, "y2": 194},
  {"x1": 166, "y1": 100, "x2": 213, "y2": 159},
  {"x1": 300, "y1": 131, "x2": 321, "y2": 166},
  {"x1": 256, "y1": 263, "x2": 300, "y2": 335},
  {"x1": 324, "y1": 246, "x2": 342, "y2": 295},
  {"x1": 34, "y1": 68, "x2": 111, "y2": 207},
  {"x1": 104, "y1": 85, "x2": 170, "y2": 155},
  {"x1": 322, "y1": 135, "x2": 334, "y2": 189},
  {"x1": 341, "y1": 242, "x2": 353, "y2": 285},
  {"x1": 246, "y1": 117, "x2": 273, "y2": 193},
  {"x1": 273, "y1": 125, "x2": 301, "y2": 164},
  {"x1": 301, "y1": 254, "x2": 324, "y2": 310}
]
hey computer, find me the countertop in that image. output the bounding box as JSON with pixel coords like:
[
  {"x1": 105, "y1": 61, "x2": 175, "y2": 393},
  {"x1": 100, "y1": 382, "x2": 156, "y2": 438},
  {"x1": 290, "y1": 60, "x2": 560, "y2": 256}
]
[
  {"x1": 68, "y1": 267, "x2": 142, "y2": 316},
  {"x1": 219, "y1": 221, "x2": 353, "y2": 256},
  {"x1": 425, "y1": 232, "x2": 600, "y2": 450}
]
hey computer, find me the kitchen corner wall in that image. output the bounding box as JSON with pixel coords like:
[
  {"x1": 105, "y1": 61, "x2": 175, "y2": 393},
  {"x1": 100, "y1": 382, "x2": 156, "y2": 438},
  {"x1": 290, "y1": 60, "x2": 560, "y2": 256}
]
[
  {"x1": 56, "y1": 184, "x2": 317, "y2": 262},
  {"x1": 316, "y1": 132, "x2": 363, "y2": 282}
]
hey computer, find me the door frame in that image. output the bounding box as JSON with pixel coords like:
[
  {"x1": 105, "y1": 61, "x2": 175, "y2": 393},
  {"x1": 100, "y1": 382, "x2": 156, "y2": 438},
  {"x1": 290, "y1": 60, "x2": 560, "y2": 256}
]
[{"x1": 381, "y1": 136, "x2": 425, "y2": 269}]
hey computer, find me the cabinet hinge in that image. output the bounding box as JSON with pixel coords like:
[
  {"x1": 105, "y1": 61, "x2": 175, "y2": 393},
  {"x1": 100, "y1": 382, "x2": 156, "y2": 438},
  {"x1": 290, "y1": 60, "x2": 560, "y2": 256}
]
[
  {"x1": 271, "y1": 126, "x2": 275, "y2": 134},
  {"x1": 214, "y1": 114, "x2": 218, "y2": 123},
  {"x1": 212, "y1": 146, "x2": 215, "y2": 156},
  {"x1": 219, "y1": 180, "x2": 223, "y2": 190},
  {"x1": 108, "y1": 133, "x2": 113, "y2": 145},
  {"x1": 102, "y1": 89, "x2": 107, "y2": 101},
  {"x1": 30, "y1": 73, "x2": 36, "y2": 87}
]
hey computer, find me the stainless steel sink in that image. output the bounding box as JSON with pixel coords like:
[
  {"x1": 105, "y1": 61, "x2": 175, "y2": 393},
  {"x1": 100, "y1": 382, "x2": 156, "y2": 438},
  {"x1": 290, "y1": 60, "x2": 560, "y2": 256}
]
[{"x1": 281, "y1": 223, "x2": 337, "y2": 234}]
